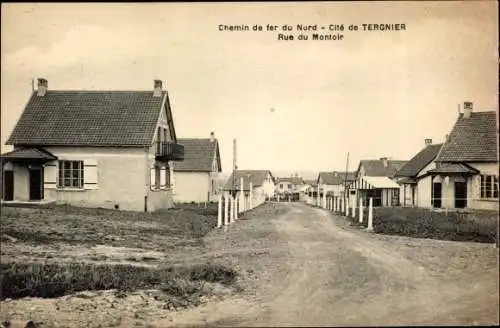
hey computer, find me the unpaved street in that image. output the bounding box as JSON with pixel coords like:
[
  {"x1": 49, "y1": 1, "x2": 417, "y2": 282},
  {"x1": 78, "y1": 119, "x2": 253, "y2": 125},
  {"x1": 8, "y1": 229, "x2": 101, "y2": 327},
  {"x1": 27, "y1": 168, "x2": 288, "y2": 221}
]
[{"x1": 160, "y1": 203, "x2": 499, "y2": 327}]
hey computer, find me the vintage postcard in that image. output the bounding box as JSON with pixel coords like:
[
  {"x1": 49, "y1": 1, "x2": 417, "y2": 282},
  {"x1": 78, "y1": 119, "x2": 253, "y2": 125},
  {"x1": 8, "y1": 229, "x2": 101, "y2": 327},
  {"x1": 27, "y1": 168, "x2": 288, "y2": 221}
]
[{"x1": 1, "y1": 2, "x2": 498, "y2": 327}]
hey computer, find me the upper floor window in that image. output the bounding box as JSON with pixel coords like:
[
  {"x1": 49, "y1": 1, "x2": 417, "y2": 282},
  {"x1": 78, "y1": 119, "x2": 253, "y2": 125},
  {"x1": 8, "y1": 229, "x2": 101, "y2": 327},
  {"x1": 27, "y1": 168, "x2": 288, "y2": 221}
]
[
  {"x1": 288, "y1": 183, "x2": 292, "y2": 189},
  {"x1": 58, "y1": 160, "x2": 84, "y2": 189},
  {"x1": 480, "y1": 175, "x2": 499, "y2": 199}
]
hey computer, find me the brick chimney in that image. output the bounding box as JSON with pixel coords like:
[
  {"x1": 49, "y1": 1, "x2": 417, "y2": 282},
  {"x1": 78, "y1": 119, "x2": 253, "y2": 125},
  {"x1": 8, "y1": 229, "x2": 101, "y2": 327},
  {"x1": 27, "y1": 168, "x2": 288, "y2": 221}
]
[
  {"x1": 463, "y1": 101, "x2": 473, "y2": 118},
  {"x1": 425, "y1": 138, "x2": 432, "y2": 147},
  {"x1": 153, "y1": 80, "x2": 162, "y2": 97},
  {"x1": 380, "y1": 157, "x2": 388, "y2": 167},
  {"x1": 210, "y1": 131, "x2": 215, "y2": 142},
  {"x1": 37, "y1": 78, "x2": 48, "y2": 96}
]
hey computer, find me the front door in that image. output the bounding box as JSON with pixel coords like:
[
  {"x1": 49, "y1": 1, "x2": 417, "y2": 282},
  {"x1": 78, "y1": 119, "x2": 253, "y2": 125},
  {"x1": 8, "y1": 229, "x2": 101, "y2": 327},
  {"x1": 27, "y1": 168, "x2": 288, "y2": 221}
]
[
  {"x1": 432, "y1": 182, "x2": 442, "y2": 208},
  {"x1": 454, "y1": 181, "x2": 467, "y2": 208},
  {"x1": 29, "y1": 167, "x2": 43, "y2": 201},
  {"x1": 3, "y1": 170, "x2": 14, "y2": 201}
]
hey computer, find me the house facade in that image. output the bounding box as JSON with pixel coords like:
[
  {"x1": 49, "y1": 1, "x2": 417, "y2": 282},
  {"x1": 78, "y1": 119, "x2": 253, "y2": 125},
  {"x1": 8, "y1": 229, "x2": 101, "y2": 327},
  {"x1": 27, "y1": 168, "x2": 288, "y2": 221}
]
[
  {"x1": 349, "y1": 158, "x2": 407, "y2": 207},
  {"x1": 173, "y1": 133, "x2": 222, "y2": 203},
  {"x1": 315, "y1": 171, "x2": 355, "y2": 207},
  {"x1": 424, "y1": 103, "x2": 498, "y2": 211},
  {"x1": 223, "y1": 170, "x2": 276, "y2": 208},
  {"x1": 395, "y1": 139, "x2": 443, "y2": 207},
  {"x1": 1, "y1": 79, "x2": 184, "y2": 212},
  {"x1": 275, "y1": 175, "x2": 303, "y2": 201}
]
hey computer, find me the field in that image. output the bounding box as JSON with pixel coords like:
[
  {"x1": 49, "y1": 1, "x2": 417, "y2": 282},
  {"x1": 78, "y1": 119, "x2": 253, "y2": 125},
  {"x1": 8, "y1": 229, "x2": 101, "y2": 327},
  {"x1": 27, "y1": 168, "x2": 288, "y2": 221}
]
[
  {"x1": 346, "y1": 206, "x2": 499, "y2": 244},
  {"x1": 0, "y1": 202, "x2": 241, "y2": 327}
]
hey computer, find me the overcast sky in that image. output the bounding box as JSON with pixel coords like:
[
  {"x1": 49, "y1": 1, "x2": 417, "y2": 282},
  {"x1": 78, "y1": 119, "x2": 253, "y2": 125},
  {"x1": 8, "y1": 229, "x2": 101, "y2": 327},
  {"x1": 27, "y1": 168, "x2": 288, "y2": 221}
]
[{"x1": 1, "y1": 2, "x2": 498, "y2": 175}]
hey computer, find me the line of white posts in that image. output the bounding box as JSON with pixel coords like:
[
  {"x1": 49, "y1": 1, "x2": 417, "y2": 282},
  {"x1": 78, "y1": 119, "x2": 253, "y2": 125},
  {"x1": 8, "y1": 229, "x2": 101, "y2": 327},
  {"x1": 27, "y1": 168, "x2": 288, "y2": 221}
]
[
  {"x1": 217, "y1": 177, "x2": 256, "y2": 228},
  {"x1": 316, "y1": 193, "x2": 374, "y2": 231}
]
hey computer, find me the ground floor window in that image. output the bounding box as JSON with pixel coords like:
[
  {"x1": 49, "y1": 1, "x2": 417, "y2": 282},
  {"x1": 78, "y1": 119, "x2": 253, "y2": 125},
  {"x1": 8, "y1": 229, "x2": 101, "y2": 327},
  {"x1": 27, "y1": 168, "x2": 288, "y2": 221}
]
[
  {"x1": 58, "y1": 160, "x2": 84, "y2": 189},
  {"x1": 480, "y1": 175, "x2": 499, "y2": 199},
  {"x1": 366, "y1": 189, "x2": 382, "y2": 207}
]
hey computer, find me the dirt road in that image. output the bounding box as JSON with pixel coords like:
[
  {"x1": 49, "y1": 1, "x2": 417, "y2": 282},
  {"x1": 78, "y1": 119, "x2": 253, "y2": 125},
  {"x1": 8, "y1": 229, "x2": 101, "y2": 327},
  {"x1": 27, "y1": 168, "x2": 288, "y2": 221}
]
[{"x1": 159, "y1": 203, "x2": 499, "y2": 327}]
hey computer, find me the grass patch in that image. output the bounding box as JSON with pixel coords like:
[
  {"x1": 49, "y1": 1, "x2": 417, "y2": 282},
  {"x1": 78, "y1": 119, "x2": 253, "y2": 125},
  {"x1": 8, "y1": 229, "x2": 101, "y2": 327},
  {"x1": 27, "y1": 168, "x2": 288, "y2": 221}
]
[
  {"x1": 0, "y1": 261, "x2": 237, "y2": 300},
  {"x1": 1, "y1": 204, "x2": 218, "y2": 249},
  {"x1": 346, "y1": 207, "x2": 498, "y2": 243}
]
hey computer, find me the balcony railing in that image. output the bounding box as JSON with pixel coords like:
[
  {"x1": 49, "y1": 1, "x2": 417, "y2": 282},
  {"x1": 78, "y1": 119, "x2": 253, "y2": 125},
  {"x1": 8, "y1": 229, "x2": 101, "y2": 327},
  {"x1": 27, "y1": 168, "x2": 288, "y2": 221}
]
[{"x1": 156, "y1": 141, "x2": 184, "y2": 161}]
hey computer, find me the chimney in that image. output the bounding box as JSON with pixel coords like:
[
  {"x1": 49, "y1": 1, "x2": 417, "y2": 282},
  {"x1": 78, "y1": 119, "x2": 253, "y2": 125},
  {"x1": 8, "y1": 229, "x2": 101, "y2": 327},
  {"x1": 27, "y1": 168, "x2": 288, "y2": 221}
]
[
  {"x1": 334, "y1": 172, "x2": 338, "y2": 177},
  {"x1": 425, "y1": 138, "x2": 432, "y2": 147},
  {"x1": 153, "y1": 80, "x2": 162, "y2": 97},
  {"x1": 37, "y1": 78, "x2": 48, "y2": 96},
  {"x1": 380, "y1": 157, "x2": 388, "y2": 167},
  {"x1": 463, "y1": 101, "x2": 473, "y2": 118},
  {"x1": 445, "y1": 134, "x2": 450, "y2": 142},
  {"x1": 210, "y1": 131, "x2": 215, "y2": 142}
]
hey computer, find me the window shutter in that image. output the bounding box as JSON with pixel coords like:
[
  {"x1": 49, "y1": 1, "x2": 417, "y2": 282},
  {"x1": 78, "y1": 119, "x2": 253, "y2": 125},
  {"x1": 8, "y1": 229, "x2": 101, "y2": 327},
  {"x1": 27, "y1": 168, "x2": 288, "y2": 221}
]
[
  {"x1": 84, "y1": 159, "x2": 98, "y2": 190},
  {"x1": 160, "y1": 167, "x2": 167, "y2": 189},
  {"x1": 150, "y1": 166, "x2": 155, "y2": 191},
  {"x1": 44, "y1": 161, "x2": 57, "y2": 189}
]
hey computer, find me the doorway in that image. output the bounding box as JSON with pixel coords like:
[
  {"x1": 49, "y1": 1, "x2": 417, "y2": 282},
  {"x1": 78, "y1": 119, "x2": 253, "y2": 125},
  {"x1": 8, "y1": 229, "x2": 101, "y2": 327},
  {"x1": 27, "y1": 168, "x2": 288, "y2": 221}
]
[
  {"x1": 454, "y1": 181, "x2": 467, "y2": 208},
  {"x1": 29, "y1": 167, "x2": 43, "y2": 201},
  {"x1": 432, "y1": 182, "x2": 442, "y2": 208},
  {"x1": 3, "y1": 170, "x2": 14, "y2": 201}
]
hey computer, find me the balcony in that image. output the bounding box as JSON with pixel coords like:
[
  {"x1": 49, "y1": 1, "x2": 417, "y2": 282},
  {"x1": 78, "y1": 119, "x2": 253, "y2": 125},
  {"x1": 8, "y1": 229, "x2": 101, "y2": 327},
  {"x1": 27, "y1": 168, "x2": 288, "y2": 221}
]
[{"x1": 155, "y1": 141, "x2": 184, "y2": 161}]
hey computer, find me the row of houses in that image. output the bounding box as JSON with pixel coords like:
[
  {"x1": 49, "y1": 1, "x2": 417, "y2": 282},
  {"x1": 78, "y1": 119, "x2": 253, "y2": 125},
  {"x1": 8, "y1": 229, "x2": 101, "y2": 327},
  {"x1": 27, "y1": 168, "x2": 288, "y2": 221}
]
[
  {"x1": 0, "y1": 79, "x2": 230, "y2": 211},
  {"x1": 312, "y1": 101, "x2": 498, "y2": 212},
  {"x1": 0, "y1": 78, "x2": 294, "y2": 211}
]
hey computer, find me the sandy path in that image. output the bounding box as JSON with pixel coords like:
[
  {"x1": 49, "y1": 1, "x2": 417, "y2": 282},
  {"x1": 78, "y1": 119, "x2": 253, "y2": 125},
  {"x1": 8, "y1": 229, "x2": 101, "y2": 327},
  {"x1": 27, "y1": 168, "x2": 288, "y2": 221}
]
[{"x1": 158, "y1": 203, "x2": 499, "y2": 327}]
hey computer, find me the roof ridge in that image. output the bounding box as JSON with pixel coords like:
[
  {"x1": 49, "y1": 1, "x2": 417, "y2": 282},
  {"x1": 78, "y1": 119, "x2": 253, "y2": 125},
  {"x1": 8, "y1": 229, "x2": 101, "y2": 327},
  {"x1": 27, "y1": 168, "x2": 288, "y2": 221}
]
[{"x1": 39, "y1": 90, "x2": 168, "y2": 93}]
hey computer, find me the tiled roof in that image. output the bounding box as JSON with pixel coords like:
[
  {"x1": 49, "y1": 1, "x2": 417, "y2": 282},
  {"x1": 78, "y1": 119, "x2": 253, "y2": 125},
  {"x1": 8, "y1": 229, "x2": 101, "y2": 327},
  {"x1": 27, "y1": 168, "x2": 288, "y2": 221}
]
[
  {"x1": 358, "y1": 159, "x2": 407, "y2": 178},
  {"x1": 435, "y1": 111, "x2": 498, "y2": 162},
  {"x1": 276, "y1": 176, "x2": 304, "y2": 185},
  {"x1": 6, "y1": 90, "x2": 172, "y2": 147},
  {"x1": 223, "y1": 170, "x2": 275, "y2": 191},
  {"x1": 1, "y1": 148, "x2": 57, "y2": 161},
  {"x1": 427, "y1": 163, "x2": 479, "y2": 174},
  {"x1": 318, "y1": 171, "x2": 356, "y2": 185},
  {"x1": 303, "y1": 179, "x2": 317, "y2": 186},
  {"x1": 173, "y1": 138, "x2": 221, "y2": 172},
  {"x1": 396, "y1": 144, "x2": 442, "y2": 177}
]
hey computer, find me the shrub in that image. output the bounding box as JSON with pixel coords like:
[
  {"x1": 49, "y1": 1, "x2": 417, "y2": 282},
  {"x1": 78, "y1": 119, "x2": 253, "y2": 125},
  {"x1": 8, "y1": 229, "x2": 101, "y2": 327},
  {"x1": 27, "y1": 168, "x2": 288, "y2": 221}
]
[
  {"x1": 0, "y1": 261, "x2": 237, "y2": 300},
  {"x1": 345, "y1": 207, "x2": 497, "y2": 244}
]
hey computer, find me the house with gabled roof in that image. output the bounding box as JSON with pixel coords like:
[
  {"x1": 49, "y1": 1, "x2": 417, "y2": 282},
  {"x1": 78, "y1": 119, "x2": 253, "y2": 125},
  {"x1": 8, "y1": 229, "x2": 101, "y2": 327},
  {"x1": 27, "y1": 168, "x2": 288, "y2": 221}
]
[
  {"x1": 173, "y1": 132, "x2": 222, "y2": 203},
  {"x1": 349, "y1": 157, "x2": 407, "y2": 207},
  {"x1": 224, "y1": 169, "x2": 276, "y2": 208},
  {"x1": 1, "y1": 78, "x2": 184, "y2": 212},
  {"x1": 275, "y1": 174, "x2": 303, "y2": 201},
  {"x1": 423, "y1": 102, "x2": 498, "y2": 211},
  {"x1": 315, "y1": 171, "x2": 356, "y2": 207},
  {"x1": 395, "y1": 139, "x2": 443, "y2": 207}
]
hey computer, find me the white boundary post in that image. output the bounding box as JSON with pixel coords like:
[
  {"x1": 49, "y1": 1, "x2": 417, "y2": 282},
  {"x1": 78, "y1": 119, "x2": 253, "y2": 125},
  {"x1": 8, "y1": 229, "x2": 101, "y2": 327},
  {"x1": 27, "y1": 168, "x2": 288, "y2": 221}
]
[
  {"x1": 352, "y1": 199, "x2": 356, "y2": 218},
  {"x1": 217, "y1": 194, "x2": 223, "y2": 228},
  {"x1": 359, "y1": 198, "x2": 364, "y2": 224},
  {"x1": 344, "y1": 197, "x2": 349, "y2": 216},
  {"x1": 316, "y1": 185, "x2": 320, "y2": 207},
  {"x1": 234, "y1": 196, "x2": 238, "y2": 220},
  {"x1": 229, "y1": 196, "x2": 233, "y2": 224},
  {"x1": 323, "y1": 191, "x2": 327, "y2": 209},
  {"x1": 240, "y1": 177, "x2": 245, "y2": 213},
  {"x1": 367, "y1": 197, "x2": 373, "y2": 231},
  {"x1": 249, "y1": 182, "x2": 253, "y2": 209},
  {"x1": 224, "y1": 192, "x2": 229, "y2": 226}
]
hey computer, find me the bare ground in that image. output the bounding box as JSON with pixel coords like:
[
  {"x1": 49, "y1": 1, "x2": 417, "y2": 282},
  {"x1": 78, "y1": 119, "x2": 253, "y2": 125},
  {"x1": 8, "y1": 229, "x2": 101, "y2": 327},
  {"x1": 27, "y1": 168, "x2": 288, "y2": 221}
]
[{"x1": 1, "y1": 203, "x2": 499, "y2": 327}]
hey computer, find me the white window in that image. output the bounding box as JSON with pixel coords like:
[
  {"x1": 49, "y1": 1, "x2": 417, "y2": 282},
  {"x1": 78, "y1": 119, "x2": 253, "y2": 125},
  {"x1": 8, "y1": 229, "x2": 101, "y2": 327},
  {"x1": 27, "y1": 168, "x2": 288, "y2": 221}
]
[
  {"x1": 480, "y1": 175, "x2": 499, "y2": 199},
  {"x1": 58, "y1": 160, "x2": 84, "y2": 189}
]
